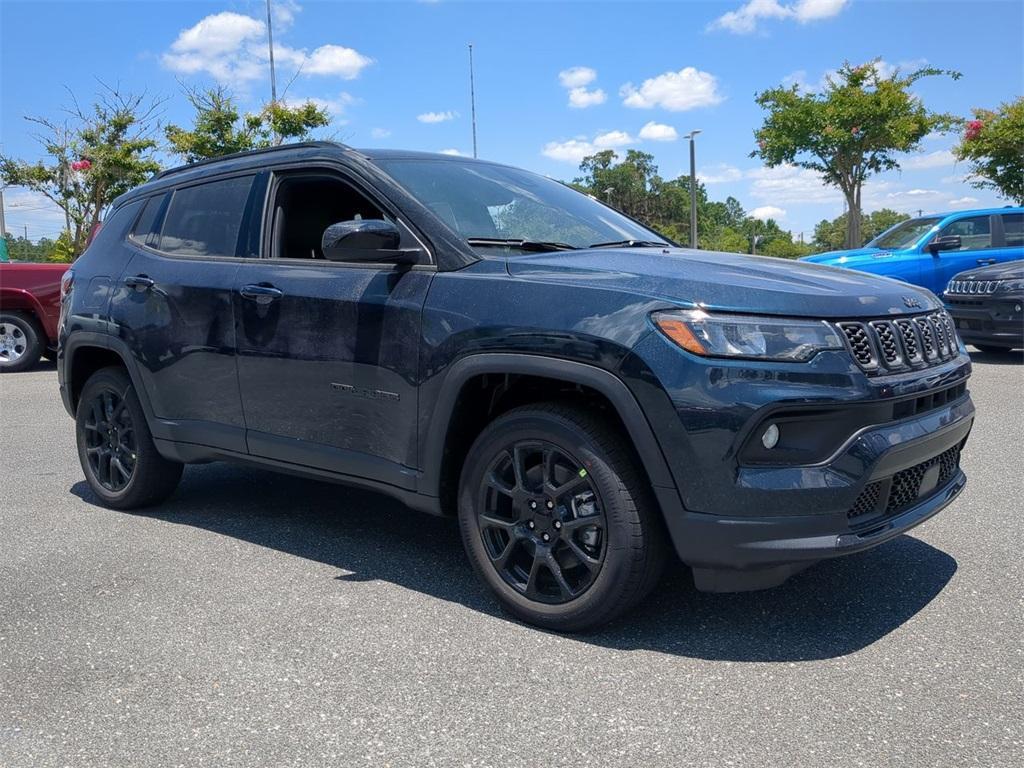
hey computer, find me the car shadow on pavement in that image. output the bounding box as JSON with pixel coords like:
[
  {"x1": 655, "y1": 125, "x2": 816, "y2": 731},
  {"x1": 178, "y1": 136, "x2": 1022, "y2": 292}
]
[
  {"x1": 967, "y1": 350, "x2": 1023, "y2": 365},
  {"x1": 71, "y1": 461, "x2": 957, "y2": 663}
]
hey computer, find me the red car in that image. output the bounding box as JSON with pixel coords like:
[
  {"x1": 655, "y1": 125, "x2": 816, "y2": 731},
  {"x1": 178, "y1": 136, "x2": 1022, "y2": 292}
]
[{"x1": 0, "y1": 262, "x2": 69, "y2": 372}]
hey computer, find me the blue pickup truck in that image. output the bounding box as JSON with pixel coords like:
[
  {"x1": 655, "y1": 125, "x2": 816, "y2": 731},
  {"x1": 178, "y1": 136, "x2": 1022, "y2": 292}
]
[{"x1": 802, "y1": 207, "x2": 1024, "y2": 296}]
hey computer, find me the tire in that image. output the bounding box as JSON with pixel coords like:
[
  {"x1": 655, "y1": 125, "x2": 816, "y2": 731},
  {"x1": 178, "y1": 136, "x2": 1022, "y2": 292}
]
[
  {"x1": 75, "y1": 366, "x2": 183, "y2": 510},
  {"x1": 973, "y1": 344, "x2": 1017, "y2": 354},
  {"x1": 458, "y1": 402, "x2": 667, "y2": 632},
  {"x1": 0, "y1": 311, "x2": 44, "y2": 373}
]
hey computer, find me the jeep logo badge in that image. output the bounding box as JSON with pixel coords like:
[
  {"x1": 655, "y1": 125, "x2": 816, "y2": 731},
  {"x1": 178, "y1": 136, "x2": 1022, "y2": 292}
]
[{"x1": 902, "y1": 295, "x2": 922, "y2": 308}]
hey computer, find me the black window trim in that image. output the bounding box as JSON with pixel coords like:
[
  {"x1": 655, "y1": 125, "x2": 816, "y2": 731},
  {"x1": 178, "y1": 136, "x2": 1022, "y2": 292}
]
[{"x1": 929, "y1": 213, "x2": 1002, "y2": 251}]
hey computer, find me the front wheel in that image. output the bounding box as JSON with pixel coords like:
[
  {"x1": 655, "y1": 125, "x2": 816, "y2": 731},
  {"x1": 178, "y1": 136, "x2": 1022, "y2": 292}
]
[
  {"x1": 458, "y1": 403, "x2": 666, "y2": 632},
  {"x1": 75, "y1": 366, "x2": 183, "y2": 509}
]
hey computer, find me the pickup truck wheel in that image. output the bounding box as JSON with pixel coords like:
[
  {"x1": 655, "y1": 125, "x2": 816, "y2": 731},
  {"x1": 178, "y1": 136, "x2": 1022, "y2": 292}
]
[
  {"x1": 0, "y1": 312, "x2": 44, "y2": 373},
  {"x1": 76, "y1": 367, "x2": 183, "y2": 509},
  {"x1": 458, "y1": 403, "x2": 666, "y2": 632}
]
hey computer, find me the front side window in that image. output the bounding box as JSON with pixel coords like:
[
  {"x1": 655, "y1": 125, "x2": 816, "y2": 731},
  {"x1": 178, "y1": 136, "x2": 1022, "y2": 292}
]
[
  {"x1": 937, "y1": 215, "x2": 993, "y2": 250},
  {"x1": 1001, "y1": 213, "x2": 1023, "y2": 247},
  {"x1": 867, "y1": 217, "x2": 942, "y2": 250},
  {"x1": 373, "y1": 158, "x2": 668, "y2": 251},
  {"x1": 158, "y1": 175, "x2": 254, "y2": 258}
]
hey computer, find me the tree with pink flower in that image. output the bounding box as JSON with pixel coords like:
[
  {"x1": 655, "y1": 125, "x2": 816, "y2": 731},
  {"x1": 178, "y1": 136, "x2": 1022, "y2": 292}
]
[{"x1": 955, "y1": 99, "x2": 1024, "y2": 205}]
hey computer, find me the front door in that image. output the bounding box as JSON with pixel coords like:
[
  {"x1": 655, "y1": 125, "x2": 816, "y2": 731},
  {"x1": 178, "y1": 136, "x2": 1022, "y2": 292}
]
[
  {"x1": 233, "y1": 169, "x2": 433, "y2": 488},
  {"x1": 923, "y1": 214, "x2": 997, "y2": 294}
]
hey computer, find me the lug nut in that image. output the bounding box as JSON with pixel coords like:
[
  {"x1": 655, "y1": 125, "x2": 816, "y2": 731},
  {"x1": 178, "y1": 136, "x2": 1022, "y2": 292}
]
[
  {"x1": 528, "y1": 521, "x2": 535, "y2": 529},
  {"x1": 542, "y1": 533, "x2": 550, "y2": 542},
  {"x1": 553, "y1": 520, "x2": 562, "y2": 530},
  {"x1": 546, "y1": 500, "x2": 554, "y2": 509},
  {"x1": 529, "y1": 500, "x2": 537, "y2": 510}
]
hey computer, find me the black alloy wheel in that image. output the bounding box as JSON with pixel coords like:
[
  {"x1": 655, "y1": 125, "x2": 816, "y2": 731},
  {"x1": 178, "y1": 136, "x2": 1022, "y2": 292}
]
[
  {"x1": 82, "y1": 387, "x2": 138, "y2": 492},
  {"x1": 477, "y1": 440, "x2": 606, "y2": 603}
]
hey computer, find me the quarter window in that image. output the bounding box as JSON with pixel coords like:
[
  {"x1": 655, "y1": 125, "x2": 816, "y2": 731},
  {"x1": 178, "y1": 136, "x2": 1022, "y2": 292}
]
[
  {"x1": 130, "y1": 194, "x2": 168, "y2": 248},
  {"x1": 158, "y1": 176, "x2": 254, "y2": 258},
  {"x1": 937, "y1": 216, "x2": 993, "y2": 250},
  {"x1": 1001, "y1": 213, "x2": 1023, "y2": 248}
]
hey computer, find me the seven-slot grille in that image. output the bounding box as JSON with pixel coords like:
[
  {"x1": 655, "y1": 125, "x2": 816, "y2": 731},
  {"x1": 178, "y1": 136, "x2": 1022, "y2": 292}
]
[
  {"x1": 947, "y1": 279, "x2": 1001, "y2": 295},
  {"x1": 836, "y1": 310, "x2": 960, "y2": 374}
]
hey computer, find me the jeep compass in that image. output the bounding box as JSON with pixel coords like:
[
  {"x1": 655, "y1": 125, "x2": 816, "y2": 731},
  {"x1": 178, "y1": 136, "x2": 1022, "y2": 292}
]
[{"x1": 58, "y1": 143, "x2": 974, "y2": 631}]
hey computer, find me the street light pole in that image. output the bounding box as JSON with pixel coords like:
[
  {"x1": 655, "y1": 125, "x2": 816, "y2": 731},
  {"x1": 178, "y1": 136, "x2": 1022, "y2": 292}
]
[{"x1": 684, "y1": 130, "x2": 702, "y2": 248}]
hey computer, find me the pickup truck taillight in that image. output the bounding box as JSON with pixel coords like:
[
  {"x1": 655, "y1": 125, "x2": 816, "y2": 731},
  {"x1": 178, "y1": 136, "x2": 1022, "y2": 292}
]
[{"x1": 60, "y1": 269, "x2": 74, "y2": 300}]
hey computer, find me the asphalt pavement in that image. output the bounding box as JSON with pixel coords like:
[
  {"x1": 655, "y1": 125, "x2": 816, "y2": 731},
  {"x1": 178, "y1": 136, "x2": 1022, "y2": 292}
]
[{"x1": 1, "y1": 355, "x2": 1022, "y2": 767}]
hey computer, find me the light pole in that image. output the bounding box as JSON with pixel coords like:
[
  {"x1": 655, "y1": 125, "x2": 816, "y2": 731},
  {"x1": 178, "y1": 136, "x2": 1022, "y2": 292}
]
[{"x1": 684, "y1": 130, "x2": 701, "y2": 248}]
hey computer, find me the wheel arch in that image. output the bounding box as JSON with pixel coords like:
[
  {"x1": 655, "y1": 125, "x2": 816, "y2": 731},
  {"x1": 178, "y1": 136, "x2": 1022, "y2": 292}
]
[
  {"x1": 0, "y1": 288, "x2": 47, "y2": 327},
  {"x1": 421, "y1": 354, "x2": 679, "y2": 516},
  {"x1": 63, "y1": 333, "x2": 154, "y2": 421}
]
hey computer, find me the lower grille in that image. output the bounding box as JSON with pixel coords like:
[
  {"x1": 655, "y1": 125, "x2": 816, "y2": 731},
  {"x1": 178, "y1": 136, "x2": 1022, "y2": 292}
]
[{"x1": 847, "y1": 443, "x2": 963, "y2": 523}]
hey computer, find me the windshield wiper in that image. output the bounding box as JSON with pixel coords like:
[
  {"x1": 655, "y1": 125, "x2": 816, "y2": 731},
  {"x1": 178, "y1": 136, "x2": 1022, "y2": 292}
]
[
  {"x1": 588, "y1": 239, "x2": 668, "y2": 249},
  {"x1": 466, "y1": 237, "x2": 578, "y2": 252}
]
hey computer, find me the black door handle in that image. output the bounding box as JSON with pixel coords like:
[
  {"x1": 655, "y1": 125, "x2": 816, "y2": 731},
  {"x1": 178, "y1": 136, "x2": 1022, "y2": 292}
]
[
  {"x1": 239, "y1": 284, "x2": 284, "y2": 304},
  {"x1": 124, "y1": 275, "x2": 155, "y2": 291}
]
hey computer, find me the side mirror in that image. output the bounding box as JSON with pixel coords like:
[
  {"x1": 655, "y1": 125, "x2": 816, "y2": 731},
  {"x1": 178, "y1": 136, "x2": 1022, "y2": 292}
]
[
  {"x1": 321, "y1": 219, "x2": 420, "y2": 264},
  {"x1": 928, "y1": 235, "x2": 961, "y2": 255}
]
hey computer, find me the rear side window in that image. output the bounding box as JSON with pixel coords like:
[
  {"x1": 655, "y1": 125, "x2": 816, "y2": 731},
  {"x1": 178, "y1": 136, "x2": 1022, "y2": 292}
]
[
  {"x1": 131, "y1": 194, "x2": 168, "y2": 248},
  {"x1": 1001, "y1": 213, "x2": 1023, "y2": 247},
  {"x1": 158, "y1": 175, "x2": 254, "y2": 258}
]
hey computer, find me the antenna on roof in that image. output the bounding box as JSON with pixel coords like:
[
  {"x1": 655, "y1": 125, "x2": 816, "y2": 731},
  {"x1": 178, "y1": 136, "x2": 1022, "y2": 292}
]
[
  {"x1": 468, "y1": 43, "x2": 478, "y2": 158},
  {"x1": 266, "y1": 0, "x2": 279, "y2": 144}
]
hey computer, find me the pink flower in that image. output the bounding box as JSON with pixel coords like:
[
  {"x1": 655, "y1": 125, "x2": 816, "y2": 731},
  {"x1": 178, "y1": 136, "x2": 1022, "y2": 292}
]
[
  {"x1": 757, "y1": 139, "x2": 766, "y2": 150},
  {"x1": 70, "y1": 159, "x2": 92, "y2": 172},
  {"x1": 965, "y1": 120, "x2": 983, "y2": 141},
  {"x1": 851, "y1": 126, "x2": 862, "y2": 138}
]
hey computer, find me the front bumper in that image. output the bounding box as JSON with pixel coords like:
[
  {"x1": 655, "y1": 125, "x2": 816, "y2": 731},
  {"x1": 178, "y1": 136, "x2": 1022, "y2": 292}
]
[
  {"x1": 671, "y1": 410, "x2": 971, "y2": 591},
  {"x1": 946, "y1": 295, "x2": 1024, "y2": 349}
]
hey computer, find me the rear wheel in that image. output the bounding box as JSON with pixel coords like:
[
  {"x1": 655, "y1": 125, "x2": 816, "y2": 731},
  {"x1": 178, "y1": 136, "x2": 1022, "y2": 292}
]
[
  {"x1": 458, "y1": 403, "x2": 666, "y2": 632},
  {"x1": 0, "y1": 312, "x2": 44, "y2": 373},
  {"x1": 76, "y1": 367, "x2": 183, "y2": 509}
]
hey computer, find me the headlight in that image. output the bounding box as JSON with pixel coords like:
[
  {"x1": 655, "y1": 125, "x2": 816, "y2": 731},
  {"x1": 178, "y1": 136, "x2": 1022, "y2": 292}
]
[
  {"x1": 652, "y1": 309, "x2": 844, "y2": 362},
  {"x1": 998, "y1": 279, "x2": 1024, "y2": 293}
]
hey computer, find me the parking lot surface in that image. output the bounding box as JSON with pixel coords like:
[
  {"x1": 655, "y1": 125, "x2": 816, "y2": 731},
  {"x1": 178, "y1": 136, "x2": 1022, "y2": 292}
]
[{"x1": 1, "y1": 356, "x2": 1022, "y2": 767}]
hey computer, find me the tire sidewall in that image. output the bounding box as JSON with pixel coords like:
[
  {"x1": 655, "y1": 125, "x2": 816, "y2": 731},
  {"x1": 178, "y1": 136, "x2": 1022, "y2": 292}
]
[
  {"x1": 458, "y1": 410, "x2": 641, "y2": 627},
  {"x1": 0, "y1": 312, "x2": 43, "y2": 373}
]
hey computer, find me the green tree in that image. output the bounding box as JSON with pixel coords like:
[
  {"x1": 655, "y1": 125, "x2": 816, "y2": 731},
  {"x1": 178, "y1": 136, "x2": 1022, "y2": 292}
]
[
  {"x1": 752, "y1": 60, "x2": 960, "y2": 248},
  {"x1": 812, "y1": 208, "x2": 910, "y2": 251},
  {"x1": 165, "y1": 86, "x2": 330, "y2": 163},
  {"x1": 954, "y1": 98, "x2": 1024, "y2": 204},
  {"x1": 0, "y1": 85, "x2": 162, "y2": 258}
]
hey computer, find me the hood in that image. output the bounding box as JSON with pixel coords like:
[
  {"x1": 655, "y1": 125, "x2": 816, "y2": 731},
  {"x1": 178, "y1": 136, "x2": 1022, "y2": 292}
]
[
  {"x1": 505, "y1": 247, "x2": 942, "y2": 319},
  {"x1": 951, "y1": 259, "x2": 1024, "y2": 282},
  {"x1": 799, "y1": 246, "x2": 896, "y2": 267}
]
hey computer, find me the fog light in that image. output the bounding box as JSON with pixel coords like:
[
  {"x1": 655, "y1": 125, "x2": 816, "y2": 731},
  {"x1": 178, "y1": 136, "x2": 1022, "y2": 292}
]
[{"x1": 761, "y1": 423, "x2": 780, "y2": 450}]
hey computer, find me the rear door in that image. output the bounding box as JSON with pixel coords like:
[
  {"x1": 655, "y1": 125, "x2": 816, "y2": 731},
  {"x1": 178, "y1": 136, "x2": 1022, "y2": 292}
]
[
  {"x1": 923, "y1": 214, "x2": 997, "y2": 294},
  {"x1": 233, "y1": 166, "x2": 434, "y2": 488},
  {"x1": 110, "y1": 174, "x2": 258, "y2": 452}
]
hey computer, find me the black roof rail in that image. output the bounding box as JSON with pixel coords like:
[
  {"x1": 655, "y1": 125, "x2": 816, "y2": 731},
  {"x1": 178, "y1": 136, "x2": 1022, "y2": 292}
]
[{"x1": 154, "y1": 141, "x2": 348, "y2": 180}]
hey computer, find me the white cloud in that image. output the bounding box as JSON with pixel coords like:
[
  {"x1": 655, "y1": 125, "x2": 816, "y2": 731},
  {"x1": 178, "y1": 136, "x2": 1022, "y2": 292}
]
[
  {"x1": 710, "y1": 0, "x2": 848, "y2": 34},
  {"x1": 2, "y1": 188, "x2": 67, "y2": 239},
  {"x1": 620, "y1": 67, "x2": 723, "y2": 111},
  {"x1": 747, "y1": 163, "x2": 843, "y2": 204},
  {"x1": 750, "y1": 205, "x2": 786, "y2": 221},
  {"x1": 558, "y1": 66, "x2": 597, "y2": 88},
  {"x1": 542, "y1": 139, "x2": 599, "y2": 163},
  {"x1": 417, "y1": 110, "x2": 458, "y2": 123},
  {"x1": 948, "y1": 196, "x2": 979, "y2": 206},
  {"x1": 284, "y1": 92, "x2": 357, "y2": 119},
  {"x1": 568, "y1": 87, "x2": 607, "y2": 108},
  {"x1": 638, "y1": 121, "x2": 678, "y2": 141},
  {"x1": 784, "y1": 59, "x2": 929, "y2": 94},
  {"x1": 162, "y1": 8, "x2": 372, "y2": 85},
  {"x1": 901, "y1": 150, "x2": 956, "y2": 170},
  {"x1": 593, "y1": 130, "x2": 633, "y2": 148},
  {"x1": 699, "y1": 164, "x2": 744, "y2": 184},
  {"x1": 439, "y1": 148, "x2": 467, "y2": 156},
  {"x1": 370, "y1": 127, "x2": 391, "y2": 139}
]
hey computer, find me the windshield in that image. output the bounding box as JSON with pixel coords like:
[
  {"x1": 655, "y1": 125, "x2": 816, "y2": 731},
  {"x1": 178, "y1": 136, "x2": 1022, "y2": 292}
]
[
  {"x1": 373, "y1": 157, "x2": 668, "y2": 251},
  {"x1": 867, "y1": 217, "x2": 942, "y2": 250}
]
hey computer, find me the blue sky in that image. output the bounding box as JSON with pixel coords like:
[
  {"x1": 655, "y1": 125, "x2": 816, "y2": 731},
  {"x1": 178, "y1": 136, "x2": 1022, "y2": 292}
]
[{"x1": 2, "y1": 0, "x2": 1022, "y2": 243}]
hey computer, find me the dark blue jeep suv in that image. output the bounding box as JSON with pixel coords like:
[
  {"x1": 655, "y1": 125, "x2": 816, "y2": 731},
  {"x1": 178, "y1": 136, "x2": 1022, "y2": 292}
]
[{"x1": 58, "y1": 143, "x2": 974, "y2": 631}]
